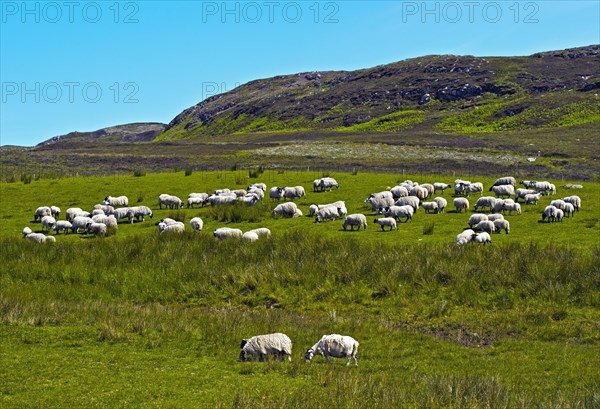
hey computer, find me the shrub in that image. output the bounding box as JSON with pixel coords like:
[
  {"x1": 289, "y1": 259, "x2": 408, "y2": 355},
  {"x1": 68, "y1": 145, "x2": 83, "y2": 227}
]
[
  {"x1": 133, "y1": 168, "x2": 146, "y2": 177},
  {"x1": 184, "y1": 166, "x2": 193, "y2": 177},
  {"x1": 423, "y1": 222, "x2": 435, "y2": 235}
]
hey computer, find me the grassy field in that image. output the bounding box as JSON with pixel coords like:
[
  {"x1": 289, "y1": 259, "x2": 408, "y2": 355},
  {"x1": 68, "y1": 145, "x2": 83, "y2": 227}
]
[{"x1": 1, "y1": 170, "x2": 599, "y2": 408}]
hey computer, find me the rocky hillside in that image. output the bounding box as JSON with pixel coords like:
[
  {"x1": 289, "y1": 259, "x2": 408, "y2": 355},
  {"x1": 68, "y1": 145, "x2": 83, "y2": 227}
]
[
  {"x1": 38, "y1": 123, "x2": 167, "y2": 146},
  {"x1": 157, "y1": 45, "x2": 599, "y2": 140}
]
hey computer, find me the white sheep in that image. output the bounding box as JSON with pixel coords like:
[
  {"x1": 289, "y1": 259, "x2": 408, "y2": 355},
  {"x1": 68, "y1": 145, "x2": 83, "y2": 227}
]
[
  {"x1": 91, "y1": 209, "x2": 105, "y2": 217},
  {"x1": 420, "y1": 183, "x2": 434, "y2": 198},
  {"x1": 213, "y1": 227, "x2": 243, "y2": 240},
  {"x1": 562, "y1": 195, "x2": 581, "y2": 211},
  {"x1": 394, "y1": 196, "x2": 420, "y2": 212},
  {"x1": 305, "y1": 334, "x2": 359, "y2": 366},
  {"x1": 365, "y1": 191, "x2": 395, "y2": 214},
  {"x1": 24, "y1": 231, "x2": 51, "y2": 243},
  {"x1": 93, "y1": 204, "x2": 115, "y2": 215},
  {"x1": 92, "y1": 215, "x2": 118, "y2": 229},
  {"x1": 238, "y1": 333, "x2": 292, "y2": 362},
  {"x1": 40, "y1": 215, "x2": 56, "y2": 232},
  {"x1": 563, "y1": 203, "x2": 575, "y2": 218},
  {"x1": 242, "y1": 231, "x2": 259, "y2": 242},
  {"x1": 283, "y1": 186, "x2": 306, "y2": 201},
  {"x1": 493, "y1": 219, "x2": 510, "y2": 234},
  {"x1": 453, "y1": 197, "x2": 469, "y2": 213},
  {"x1": 232, "y1": 189, "x2": 248, "y2": 198},
  {"x1": 248, "y1": 183, "x2": 267, "y2": 192},
  {"x1": 241, "y1": 193, "x2": 260, "y2": 206},
  {"x1": 432, "y1": 197, "x2": 447, "y2": 213},
  {"x1": 248, "y1": 228, "x2": 271, "y2": 238},
  {"x1": 487, "y1": 213, "x2": 504, "y2": 222},
  {"x1": 472, "y1": 232, "x2": 492, "y2": 245},
  {"x1": 71, "y1": 216, "x2": 94, "y2": 233},
  {"x1": 468, "y1": 213, "x2": 488, "y2": 228},
  {"x1": 383, "y1": 205, "x2": 413, "y2": 222},
  {"x1": 515, "y1": 188, "x2": 536, "y2": 202},
  {"x1": 490, "y1": 176, "x2": 516, "y2": 188},
  {"x1": 53, "y1": 220, "x2": 73, "y2": 234},
  {"x1": 421, "y1": 201, "x2": 439, "y2": 214},
  {"x1": 318, "y1": 177, "x2": 339, "y2": 191},
  {"x1": 473, "y1": 196, "x2": 498, "y2": 213},
  {"x1": 130, "y1": 206, "x2": 153, "y2": 222},
  {"x1": 66, "y1": 207, "x2": 84, "y2": 222},
  {"x1": 205, "y1": 194, "x2": 237, "y2": 206},
  {"x1": 467, "y1": 182, "x2": 484, "y2": 196},
  {"x1": 273, "y1": 202, "x2": 302, "y2": 218},
  {"x1": 555, "y1": 208, "x2": 564, "y2": 222},
  {"x1": 474, "y1": 220, "x2": 496, "y2": 234},
  {"x1": 549, "y1": 199, "x2": 567, "y2": 211},
  {"x1": 158, "y1": 194, "x2": 184, "y2": 209},
  {"x1": 50, "y1": 206, "x2": 61, "y2": 218},
  {"x1": 433, "y1": 182, "x2": 451, "y2": 194},
  {"x1": 491, "y1": 185, "x2": 515, "y2": 198},
  {"x1": 103, "y1": 195, "x2": 129, "y2": 207},
  {"x1": 269, "y1": 187, "x2": 285, "y2": 201},
  {"x1": 187, "y1": 193, "x2": 208, "y2": 208},
  {"x1": 390, "y1": 185, "x2": 409, "y2": 199},
  {"x1": 520, "y1": 180, "x2": 537, "y2": 189},
  {"x1": 34, "y1": 206, "x2": 52, "y2": 222},
  {"x1": 542, "y1": 205, "x2": 558, "y2": 222},
  {"x1": 374, "y1": 217, "x2": 398, "y2": 231},
  {"x1": 86, "y1": 222, "x2": 107, "y2": 236},
  {"x1": 315, "y1": 205, "x2": 342, "y2": 223},
  {"x1": 112, "y1": 207, "x2": 134, "y2": 224},
  {"x1": 189, "y1": 217, "x2": 204, "y2": 232},
  {"x1": 247, "y1": 186, "x2": 265, "y2": 200},
  {"x1": 308, "y1": 204, "x2": 319, "y2": 216},
  {"x1": 157, "y1": 218, "x2": 178, "y2": 226},
  {"x1": 524, "y1": 193, "x2": 543, "y2": 205},
  {"x1": 409, "y1": 185, "x2": 428, "y2": 200},
  {"x1": 159, "y1": 221, "x2": 185, "y2": 234},
  {"x1": 342, "y1": 214, "x2": 367, "y2": 231},
  {"x1": 456, "y1": 229, "x2": 475, "y2": 246},
  {"x1": 503, "y1": 202, "x2": 521, "y2": 215},
  {"x1": 533, "y1": 181, "x2": 553, "y2": 195}
]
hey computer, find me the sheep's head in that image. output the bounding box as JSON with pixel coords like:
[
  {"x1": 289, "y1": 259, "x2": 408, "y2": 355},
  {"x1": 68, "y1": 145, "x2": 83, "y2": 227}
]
[
  {"x1": 238, "y1": 350, "x2": 248, "y2": 362},
  {"x1": 304, "y1": 349, "x2": 315, "y2": 363}
]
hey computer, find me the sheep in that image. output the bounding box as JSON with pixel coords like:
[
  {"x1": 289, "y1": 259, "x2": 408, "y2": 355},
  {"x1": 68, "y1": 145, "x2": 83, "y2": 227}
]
[
  {"x1": 241, "y1": 193, "x2": 260, "y2": 206},
  {"x1": 205, "y1": 194, "x2": 237, "y2": 206},
  {"x1": 472, "y1": 232, "x2": 492, "y2": 245},
  {"x1": 34, "y1": 206, "x2": 52, "y2": 222},
  {"x1": 23, "y1": 231, "x2": 51, "y2": 243},
  {"x1": 247, "y1": 186, "x2": 265, "y2": 200},
  {"x1": 390, "y1": 185, "x2": 409, "y2": 199},
  {"x1": 467, "y1": 182, "x2": 484, "y2": 196},
  {"x1": 394, "y1": 196, "x2": 420, "y2": 212},
  {"x1": 468, "y1": 214, "x2": 488, "y2": 228},
  {"x1": 533, "y1": 181, "x2": 553, "y2": 195},
  {"x1": 524, "y1": 193, "x2": 543, "y2": 205},
  {"x1": 159, "y1": 221, "x2": 185, "y2": 234},
  {"x1": 53, "y1": 220, "x2": 72, "y2": 234},
  {"x1": 91, "y1": 209, "x2": 105, "y2": 217},
  {"x1": 491, "y1": 185, "x2": 515, "y2": 198},
  {"x1": 409, "y1": 185, "x2": 428, "y2": 200},
  {"x1": 493, "y1": 219, "x2": 510, "y2": 234},
  {"x1": 238, "y1": 333, "x2": 292, "y2": 362},
  {"x1": 433, "y1": 183, "x2": 451, "y2": 194},
  {"x1": 214, "y1": 188, "x2": 231, "y2": 195},
  {"x1": 315, "y1": 205, "x2": 341, "y2": 223},
  {"x1": 272, "y1": 202, "x2": 300, "y2": 218},
  {"x1": 130, "y1": 206, "x2": 153, "y2": 222},
  {"x1": 248, "y1": 228, "x2": 271, "y2": 238},
  {"x1": 269, "y1": 187, "x2": 285, "y2": 201},
  {"x1": 71, "y1": 216, "x2": 94, "y2": 233},
  {"x1": 563, "y1": 202, "x2": 575, "y2": 218},
  {"x1": 86, "y1": 222, "x2": 107, "y2": 236},
  {"x1": 248, "y1": 183, "x2": 267, "y2": 192},
  {"x1": 187, "y1": 193, "x2": 209, "y2": 208},
  {"x1": 93, "y1": 204, "x2": 115, "y2": 215},
  {"x1": 22, "y1": 226, "x2": 32, "y2": 237},
  {"x1": 318, "y1": 177, "x2": 339, "y2": 191},
  {"x1": 189, "y1": 217, "x2": 204, "y2": 232},
  {"x1": 383, "y1": 205, "x2": 413, "y2": 223},
  {"x1": 562, "y1": 195, "x2": 581, "y2": 211},
  {"x1": 453, "y1": 197, "x2": 469, "y2": 213},
  {"x1": 112, "y1": 207, "x2": 135, "y2": 224},
  {"x1": 213, "y1": 227, "x2": 243, "y2": 240},
  {"x1": 542, "y1": 205, "x2": 558, "y2": 222},
  {"x1": 308, "y1": 204, "x2": 319, "y2": 216},
  {"x1": 421, "y1": 201, "x2": 439, "y2": 214},
  {"x1": 91, "y1": 215, "x2": 118, "y2": 229},
  {"x1": 374, "y1": 217, "x2": 398, "y2": 231},
  {"x1": 520, "y1": 180, "x2": 537, "y2": 189},
  {"x1": 454, "y1": 180, "x2": 470, "y2": 196},
  {"x1": 515, "y1": 188, "x2": 536, "y2": 202},
  {"x1": 342, "y1": 214, "x2": 367, "y2": 231},
  {"x1": 158, "y1": 194, "x2": 184, "y2": 209},
  {"x1": 555, "y1": 208, "x2": 564, "y2": 222},
  {"x1": 103, "y1": 195, "x2": 129, "y2": 207},
  {"x1": 487, "y1": 213, "x2": 504, "y2": 222},
  {"x1": 242, "y1": 231, "x2": 259, "y2": 242},
  {"x1": 231, "y1": 189, "x2": 247, "y2": 198},
  {"x1": 50, "y1": 206, "x2": 61, "y2": 218},
  {"x1": 420, "y1": 183, "x2": 434, "y2": 198},
  {"x1": 456, "y1": 229, "x2": 476, "y2": 246},
  {"x1": 549, "y1": 199, "x2": 567, "y2": 211},
  {"x1": 66, "y1": 208, "x2": 85, "y2": 222},
  {"x1": 40, "y1": 215, "x2": 56, "y2": 232},
  {"x1": 305, "y1": 334, "x2": 359, "y2": 366},
  {"x1": 44, "y1": 235, "x2": 56, "y2": 243},
  {"x1": 283, "y1": 186, "x2": 306, "y2": 201},
  {"x1": 312, "y1": 179, "x2": 321, "y2": 192},
  {"x1": 432, "y1": 197, "x2": 447, "y2": 213},
  {"x1": 473, "y1": 197, "x2": 498, "y2": 213},
  {"x1": 474, "y1": 220, "x2": 496, "y2": 234},
  {"x1": 503, "y1": 202, "x2": 521, "y2": 215},
  {"x1": 490, "y1": 176, "x2": 516, "y2": 189}
]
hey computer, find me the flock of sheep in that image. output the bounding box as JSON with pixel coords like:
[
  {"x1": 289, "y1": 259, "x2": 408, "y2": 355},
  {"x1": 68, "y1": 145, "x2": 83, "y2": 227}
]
[
  {"x1": 238, "y1": 332, "x2": 359, "y2": 366},
  {"x1": 22, "y1": 175, "x2": 582, "y2": 247}
]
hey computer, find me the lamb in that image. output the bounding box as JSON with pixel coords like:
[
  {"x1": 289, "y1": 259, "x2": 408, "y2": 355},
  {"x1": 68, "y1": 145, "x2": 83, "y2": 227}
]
[
  {"x1": 468, "y1": 214, "x2": 488, "y2": 228},
  {"x1": 305, "y1": 334, "x2": 359, "y2": 366},
  {"x1": 490, "y1": 176, "x2": 516, "y2": 188},
  {"x1": 189, "y1": 217, "x2": 204, "y2": 232},
  {"x1": 130, "y1": 206, "x2": 153, "y2": 222},
  {"x1": 50, "y1": 206, "x2": 61, "y2": 218},
  {"x1": 432, "y1": 197, "x2": 447, "y2": 213},
  {"x1": 273, "y1": 202, "x2": 301, "y2": 218},
  {"x1": 53, "y1": 220, "x2": 72, "y2": 234},
  {"x1": 34, "y1": 206, "x2": 52, "y2": 222},
  {"x1": 315, "y1": 205, "x2": 342, "y2": 223},
  {"x1": 269, "y1": 187, "x2": 285, "y2": 201},
  {"x1": 394, "y1": 196, "x2": 420, "y2": 212},
  {"x1": 493, "y1": 219, "x2": 510, "y2": 234},
  {"x1": 283, "y1": 186, "x2": 306, "y2": 201},
  {"x1": 374, "y1": 217, "x2": 398, "y2": 231},
  {"x1": 71, "y1": 216, "x2": 94, "y2": 233},
  {"x1": 474, "y1": 220, "x2": 496, "y2": 234},
  {"x1": 524, "y1": 193, "x2": 543, "y2": 205},
  {"x1": 562, "y1": 195, "x2": 581, "y2": 211},
  {"x1": 491, "y1": 185, "x2": 515, "y2": 198},
  {"x1": 471, "y1": 232, "x2": 492, "y2": 245},
  {"x1": 453, "y1": 197, "x2": 469, "y2": 213},
  {"x1": 112, "y1": 207, "x2": 135, "y2": 224},
  {"x1": 103, "y1": 195, "x2": 129, "y2": 207},
  {"x1": 91, "y1": 215, "x2": 118, "y2": 229},
  {"x1": 456, "y1": 229, "x2": 475, "y2": 246},
  {"x1": 342, "y1": 214, "x2": 367, "y2": 231},
  {"x1": 213, "y1": 227, "x2": 243, "y2": 240},
  {"x1": 421, "y1": 201, "x2": 439, "y2": 214},
  {"x1": 473, "y1": 197, "x2": 498, "y2": 212},
  {"x1": 86, "y1": 222, "x2": 107, "y2": 236},
  {"x1": 238, "y1": 333, "x2": 292, "y2": 362},
  {"x1": 158, "y1": 194, "x2": 184, "y2": 209},
  {"x1": 159, "y1": 221, "x2": 185, "y2": 234},
  {"x1": 40, "y1": 215, "x2": 56, "y2": 232},
  {"x1": 515, "y1": 188, "x2": 536, "y2": 202},
  {"x1": 390, "y1": 185, "x2": 409, "y2": 199},
  {"x1": 433, "y1": 182, "x2": 451, "y2": 194},
  {"x1": 503, "y1": 202, "x2": 521, "y2": 215},
  {"x1": 383, "y1": 205, "x2": 413, "y2": 222},
  {"x1": 242, "y1": 231, "x2": 259, "y2": 242}
]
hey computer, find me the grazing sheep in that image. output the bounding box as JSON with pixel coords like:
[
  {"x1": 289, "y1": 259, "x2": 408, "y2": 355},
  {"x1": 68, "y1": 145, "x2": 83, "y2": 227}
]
[
  {"x1": 91, "y1": 215, "x2": 118, "y2": 229},
  {"x1": 34, "y1": 206, "x2": 52, "y2": 222},
  {"x1": 549, "y1": 199, "x2": 567, "y2": 211},
  {"x1": 374, "y1": 217, "x2": 398, "y2": 231},
  {"x1": 456, "y1": 229, "x2": 475, "y2": 246},
  {"x1": 542, "y1": 205, "x2": 558, "y2": 222},
  {"x1": 283, "y1": 186, "x2": 306, "y2": 201},
  {"x1": 273, "y1": 202, "x2": 301, "y2": 218},
  {"x1": 394, "y1": 196, "x2": 420, "y2": 212},
  {"x1": 232, "y1": 189, "x2": 247, "y2": 198},
  {"x1": 490, "y1": 176, "x2": 516, "y2": 188},
  {"x1": 563, "y1": 202, "x2": 575, "y2": 218},
  {"x1": 305, "y1": 334, "x2": 359, "y2": 366},
  {"x1": 524, "y1": 193, "x2": 543, "y2": 205},
  {"x1": 420, "y1": 183, "x2": 434, "y2": 198},
  {"x1": 342, "y1": 214, "x2": 367, "y2": 231},
  {"x1": 433, "y1": 183, "x2": 451, "y2": 194},
  {"x1": 157, "y1": 218, "x2": 178, "y2": 226},
  {"x1": 53, "y1": 220, "x2": 73, "y2": 234},
  {"x1": 213, "y1": 227, "x2": 243, "y2": 240},
  {"x1": 390, "y1": 185, "x2": 409, "y2": 199},
  {"x1": 493, "y1": 219, "x2": 510, "y2": 234},
  {"x1": 308, "y1": 204, "x2": 319, "y2": 216},
  {"x1": 432, "y1": 197, "x2": 447, "y2": 213},
  {"x1": 453, "y1": 197, "x2": 469, "y2": 213},
  {"x1": 248, "y1": 182, "x2": 267, "y2": 192},
  {"x1": 312, "y1": 179, "x2": 322, "y2": 192},
  {"x1": 248, "y1": 228, "x2": 271, "y2": 238},
  {"x1": 562, "y1": 195, "x2": 581, "y2": 211},
  {"x1": 158, "y1": 194, "x2": 184, "y2": 209},
  {"x1": 409, "y1": 185, "x2": 429, "y2": 200},
  {"x1": 23, "y1": 229, "x2": 51, "y2": 243},
  {"x1": 467, "y1": 182, "x2": 484, "y2": 196},
  {"x1": 533, "y1": 181, "x2": 554, "y2": 195},
  {"x1": 468, "y1": 214, "x2": 488, "y2": 228},
  {"x1": 86, "y1": 222, "x2": 107, "y2": 236},
  {"x1": 238, "y1": 333, "x2": 292, "y2": 362},
  {"x1": 247, "y1": 186, "x2": 265, "y2": 200},
  {"x1": 112, "y1": 207, "x2": 135, "y2": 224},
  {"x1": 503, "y1": 202, "x2": 521, "y2": 215},
  {"x1": 472, "y1": 232, "x2": 492, "y2": 245},
  {"x1": 318, "y1": 177, "x2": 339, "y2": 191},
  {"x1": 93, "y1": 204, "x2": 115, "y2": 215},
  {"x1": 421, "y1": 201, "x2": 439, "y2": 214},
  {"x1": 242, "y1": 231, "x2": 259, "y2": 242},
  {"x1": 555, "y1": 208, "x2": 564, "y2": 222},
  {"x1": 515, "y1": 188, "x2": 536, "y2": 202},
  {"x1": 159, "y1": 221, "x2": 185, "y2": 234},
  {"x1": 487, "y1": 213, "x2": 504, "y2": 222},
  {"x1": 474, "y1": 220, "x2": 496, "y2": 234},
  {"x1": 241, "y1": 193, "x2": 260, "y2": 206},
  {"x1": 189, "y1": 217, "x2": 204, "y2": 232},
  {"x1": 187, "y1": 193, "x2": 209, "y2": 208},
  {"x1": 66, "y1": 208, "x2": 85, "y2": 222},
  {"x1": 383, "y1": 205, "x2": 413, "y2": 223},
  {"x1": 269, "y1": 187, "x2": 285, "y2": 201},
  {"x1": 71, "y1": 216, "x2": 94, "y2": 233},
  {"x1": 473, "y1": 196, "x2": 498, "y2": 213},
  {"x1": 454, "y1": 180, "x2": 470, "y2": 196},
  {"x1": 40, "y1": 215, "x2": 56, "y2": 233},
  {"x1": 91, "y1": 209, "x2": 105, "y2": 217},
  {"x1": 214, "y1": 188, "x2": 231, "y2": 195},
  {"x1": 365, "y1": 191, "x2": 395, "y2": 211},
  {"x1": 130, "y1": 206, "x2": 153, "y2": 222},
  {"x1": 521, "y1": 180, "x2": 537, "y2": 189},
  {"x1": 205, "y1": 194, "x2": 237, "y2": 206},
  {"x1": 492, "y1": 199, "x2": 507, "y2": 214},
  {"x1": 315, "y1": 205, "x2": 342, "y2": 223},
  {"x1": 491, "y1": 185, "x2": 515, "y2": 198},
  {"x1": 103, "y1": 195, "x2": 129, "y2": 207},
  {"x1": 50, "y1": 206, "x2": 61, "y2": 218}
]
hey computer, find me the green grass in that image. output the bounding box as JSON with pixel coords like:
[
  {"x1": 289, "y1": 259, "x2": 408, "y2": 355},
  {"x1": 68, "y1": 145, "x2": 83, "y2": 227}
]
[{"x1": 1, "y1": 170, "x2": 599, "y2": 407}]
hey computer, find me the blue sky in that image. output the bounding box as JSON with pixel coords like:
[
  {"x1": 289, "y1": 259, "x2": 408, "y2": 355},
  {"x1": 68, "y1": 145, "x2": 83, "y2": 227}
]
[{"x1": 1, "y1": 1, "x2": 598, "y2": 146}]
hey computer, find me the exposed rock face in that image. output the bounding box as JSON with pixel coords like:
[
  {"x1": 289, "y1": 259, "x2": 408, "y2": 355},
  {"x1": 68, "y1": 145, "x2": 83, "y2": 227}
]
[{"x1": 37, "y1": 123, "x2": 167, "y2": 146}]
